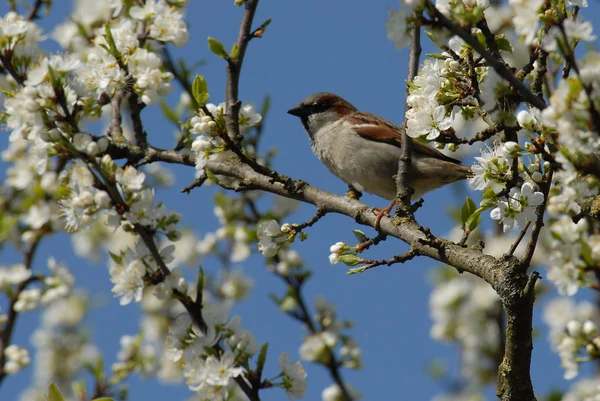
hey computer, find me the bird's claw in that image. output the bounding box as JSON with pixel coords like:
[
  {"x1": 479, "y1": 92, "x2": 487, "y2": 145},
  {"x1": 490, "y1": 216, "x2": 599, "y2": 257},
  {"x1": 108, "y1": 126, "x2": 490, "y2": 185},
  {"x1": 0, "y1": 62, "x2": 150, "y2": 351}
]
[{"x1": 373, "y1": 200, "x2": 397, "y2": 230}]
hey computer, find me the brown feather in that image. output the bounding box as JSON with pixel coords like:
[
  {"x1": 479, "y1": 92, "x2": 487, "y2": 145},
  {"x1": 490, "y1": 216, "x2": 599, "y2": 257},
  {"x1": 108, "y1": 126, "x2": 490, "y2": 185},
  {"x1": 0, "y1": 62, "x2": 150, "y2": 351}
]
[{"x1": 348, "y1": 111, "x2": 463, "y2": 165}]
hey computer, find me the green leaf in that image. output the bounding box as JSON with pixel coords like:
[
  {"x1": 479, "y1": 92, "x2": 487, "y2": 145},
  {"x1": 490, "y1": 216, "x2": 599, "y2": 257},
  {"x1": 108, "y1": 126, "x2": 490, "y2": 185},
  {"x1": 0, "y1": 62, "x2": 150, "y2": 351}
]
[
  {"x1": 346, "y1": 266, "x2": 365, "y2": 275},
  {"x1": 261, "y1": 94, "x2": 271, "y2": 116},
  {"x1": 230, "y1": 43, "x2": 239, "y2": 60},
  {"x1": 426, "y1": 53, "x2": 448, "y2": 60},
  {"x1": 479, "y1": 197, "x2": 497, "y2": 209},
  {"x1": 482, "y1": 187, "x2": 497, "y2": 199},
  {"x1": 191, "y1": 74, "x2": 209, "y2": 106},
  {"x1": 338, "y1": 254, "x2": 362, "y2": 266},
  {"x1": 103, "y1": 23, "x2": 120, "y2": 59},
  {"x1": 495, "y1": 35, "x2": 513, "y2": 53},
  {"x1": 460, "y1": 197, "x2": 477, "y2": 227},
  {"x1": 581, "y1": 240, "x2": 595, "y2": 266},
  {"x1": 352, "y1": 229, "x2": 367, "y2": 243},
  {"x1": 91, "y1": 398, "x2": 115, "y2": 401},
  {"x1": 255, "y1": 343, "x2": 269, "y2": 378},
  {"x1": 424, "y1": 30, "x2": 436, "y2": 42},
  {"x1": 47, "y1": 383, "x2": 66, "y2": 401},
  {"x1": 205, "y1": 168, "x2": 220, "y2": 184},
  {"x1": 208, "y1": 37, "x2": 228, "y2": 59},
  {"x1": 159, "y1": 100, "x2": 180, "y2": 123},
  {"x1": 107, "y1": 251, "x2": 122, "y2": 266},
  {"x1": 465, "y1": 209, "x2": 482, "y2": 232},
  {"x1": 196, "y1": 267, "x2": 205, "y2": 299}
]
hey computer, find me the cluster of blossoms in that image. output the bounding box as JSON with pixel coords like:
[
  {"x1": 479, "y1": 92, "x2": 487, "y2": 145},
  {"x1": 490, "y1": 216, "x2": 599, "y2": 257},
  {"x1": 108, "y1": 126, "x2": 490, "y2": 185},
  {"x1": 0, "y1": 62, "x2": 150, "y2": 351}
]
[
  {"x1": 544, "y1": 298, "x2": 600, "y2": 380},
  {"x1": 190, "y1": 102, "x2": 262, "y2": 176},
  {"x1": 3, "y1": 345, "x2": 30, "y2": 375},
  {"x1": 0, "y1": 258, "x2": 74, "y2": 316},
  {"x1": 300, "y1": 297, "x2": 363, "y2": 372},
  {"x1": 429, "y1": 269, "x2": 501, "y2": 384},
  {"x1": 467, "y1": 137, "x2": 546, "y2": 233},
  {"x1": 162, "y1": 294, "x2": 306, "y2": 399},
  {"x1": 256, "y1": 220, "x2": 293, "y2": 257},
  {"x1": 20, "y1": 295, "x2": 101, "y2": 400},
  {"x1": 562, "y1": 377, "x2": 600, "y2": 401}
]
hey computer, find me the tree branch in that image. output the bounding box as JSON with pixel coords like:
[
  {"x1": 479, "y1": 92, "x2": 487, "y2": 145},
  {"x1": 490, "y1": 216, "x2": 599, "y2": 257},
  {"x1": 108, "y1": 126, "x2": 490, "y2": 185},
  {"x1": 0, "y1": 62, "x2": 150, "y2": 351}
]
[
  {"x1": 395, "y1": 20, "x2": 422, "y2": 216},
  {"x1": 225, "y1": 0, "x2": 260, "y2": 144}
]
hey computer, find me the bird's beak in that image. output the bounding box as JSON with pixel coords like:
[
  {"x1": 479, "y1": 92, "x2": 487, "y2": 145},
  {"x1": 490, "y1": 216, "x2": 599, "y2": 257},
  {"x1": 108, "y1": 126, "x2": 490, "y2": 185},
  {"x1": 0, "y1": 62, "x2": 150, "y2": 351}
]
[{"x1": 287, "y1": 104, "x2": 308, "y2": 117}]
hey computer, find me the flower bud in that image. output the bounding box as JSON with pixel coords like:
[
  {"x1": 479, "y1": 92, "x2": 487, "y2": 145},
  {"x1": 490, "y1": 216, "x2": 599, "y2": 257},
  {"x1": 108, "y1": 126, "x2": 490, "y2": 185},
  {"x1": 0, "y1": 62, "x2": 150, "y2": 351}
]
[
  {"x1": 583, "y1": 320, "x2": 597, "y2": 336},
  {"x1": 94, "y1": 191, "x2": 111, "y2": 208},
  {"x1": 86, "y1": 141, "x2": 99, "y2": 157},
  {"x1": 567, "y1": 320, "x2": 583, "y2": 337},
  {"x1": 329, "y1": 242, "x2": 345, "y2": 254},
  {"x1": 97, "y1": 137, "x2": 109, "y2": 153}
]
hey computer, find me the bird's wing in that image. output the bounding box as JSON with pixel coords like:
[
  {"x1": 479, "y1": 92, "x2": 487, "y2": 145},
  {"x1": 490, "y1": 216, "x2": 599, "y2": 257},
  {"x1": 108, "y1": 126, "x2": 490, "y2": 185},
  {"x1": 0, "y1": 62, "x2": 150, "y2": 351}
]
[{"x1": 348, "y1": 111, "x2": 462, "y2": 165}]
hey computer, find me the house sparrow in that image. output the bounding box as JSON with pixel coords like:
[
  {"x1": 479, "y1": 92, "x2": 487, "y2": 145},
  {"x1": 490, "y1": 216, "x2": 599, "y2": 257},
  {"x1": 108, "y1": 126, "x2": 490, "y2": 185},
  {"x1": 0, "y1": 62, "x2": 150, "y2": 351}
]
[{"x1": 287, "y1": 92, "x2": 470, "y2": 202}]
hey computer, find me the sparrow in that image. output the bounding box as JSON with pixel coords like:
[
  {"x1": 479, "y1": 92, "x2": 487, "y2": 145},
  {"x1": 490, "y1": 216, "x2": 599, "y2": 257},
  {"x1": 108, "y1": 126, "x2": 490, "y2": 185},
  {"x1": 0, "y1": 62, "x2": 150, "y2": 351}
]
[{"x1": 287, "y1": 92, "x2": 470, "y2": 210}]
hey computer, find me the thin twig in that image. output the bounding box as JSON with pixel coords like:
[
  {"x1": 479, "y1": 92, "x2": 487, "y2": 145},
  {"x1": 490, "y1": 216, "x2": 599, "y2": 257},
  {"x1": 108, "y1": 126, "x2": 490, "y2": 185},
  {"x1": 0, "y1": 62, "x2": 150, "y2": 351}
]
[
  {"x1": 521, "y1": 168, "x2": 553, "y2": 269},
  {"x1": 395, "y1": 20, "x2": 422, "y2": 216},
  {"x1": 506, "y1": 222, "x2": 531, "y2": 257},
  {"x1": 26, "y1": 0, "x2": 44, "y2": 20},
  {"x1": 294, "y1": 208, "x2": 327, "y2": 232},
  {"x1": 279, "y1": 272, "x2": 353, "y2": 401},
  {"x1": 0, "y1": 234, "x2": 45, "y2": 385},
  {"x1": 348, "y1": 248, "x2": 418, "y2": 274}
]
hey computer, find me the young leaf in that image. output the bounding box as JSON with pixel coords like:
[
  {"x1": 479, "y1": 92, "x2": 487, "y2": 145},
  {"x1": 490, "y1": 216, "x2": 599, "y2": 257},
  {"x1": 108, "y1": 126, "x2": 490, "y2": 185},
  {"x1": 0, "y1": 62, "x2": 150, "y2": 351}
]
[
  {"x1": 465, "y1": 209, "x2": 482, "y2": 232},
  {"x1": 230, "y1": 43, "x2": 239, "y2": 60},
  {"x1": 159, "y1": 100, "x2": 180, "y2": 123},
  {"x1": 338, "y1": 254, "x2": 362, "y2": 266},
  {"x1": 256, "y1": 343, "x2": 269, "y2": 379},
  {"x1": 208, "y1": 37, "x2": 228, "y2": 59},
  {"x1": 461, "y1": 197, "x2": 477, "y2": 227},
  {"x1": 352, "y1": 229, "x2": 367, "y2": 242},
  {"x1": 47, "y1": 383, "x2": 66, "y2": 401},
  {"x1": 191, "y1": 74, "x2": 209, "y2": 105}
]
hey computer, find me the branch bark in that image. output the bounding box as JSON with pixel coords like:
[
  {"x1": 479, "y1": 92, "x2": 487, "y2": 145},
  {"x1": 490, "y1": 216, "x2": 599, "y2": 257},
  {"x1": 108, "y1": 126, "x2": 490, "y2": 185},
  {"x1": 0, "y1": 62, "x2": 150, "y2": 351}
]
[{"x1": 395, "y1": 20, "x2": 422, "y2": 215}]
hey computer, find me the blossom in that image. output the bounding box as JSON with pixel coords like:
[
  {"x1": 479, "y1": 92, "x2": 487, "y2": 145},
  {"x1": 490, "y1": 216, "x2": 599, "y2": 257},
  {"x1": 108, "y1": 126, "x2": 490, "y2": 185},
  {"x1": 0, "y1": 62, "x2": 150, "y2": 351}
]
[
  {"x1": 509, "y1": 0, "x2": 542, "y2": 45},
  {"x1": 299, "y1": 331, "x2": 337, "y2": 362},
  {"x1": 328, "y1": 242, "x2": 347, "y2": 265},
  {"x1": 322, "y1": 383, "x2": 363, "y2": 401},
  {"x1": 257, "y1": 220, "x2": 287, "y2": 257},
  {"x1": 0, "y1": 264, "x2": 31, "y2": 288},
  {"x1": 14, "y1": 288, "x2": 41, "y2": 312},
  {"x1": 406, "y1": 104, "x2": 453, "y2": 140},
  {"x1": 116, "y1": 166, "x2": 146, "y2": 191},
  {"x1": 542, "y1": 20, "x2": 596, "y2": 52},
  {"x1": 279, "y1": 353, "x2": 307, "y2": 400},
  {"x1": 204, "y1": 351, "x2": 244, "y2": 387},
  {"x1": 386, "y1": 8, "x2": 413, "y2": 50},
  {"x1": 3, "y1": 345, "x2": 30, "y2": 375},
  {"x1": 490, "y1": 182, "x2": 544, "y2": 232},
  {"x1": 109, "y1": 246, "x2": 149, "y2": 305},
  {"x1": 468, "y1": 146, "x2": 511, "y2": 192}
]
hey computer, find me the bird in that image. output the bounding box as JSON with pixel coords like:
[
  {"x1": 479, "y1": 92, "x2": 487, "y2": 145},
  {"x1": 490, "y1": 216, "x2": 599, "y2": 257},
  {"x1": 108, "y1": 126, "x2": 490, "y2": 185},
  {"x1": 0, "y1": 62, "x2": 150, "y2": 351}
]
[{"x1": 287, "y1": 92, "x2": 470, "y2": 226}]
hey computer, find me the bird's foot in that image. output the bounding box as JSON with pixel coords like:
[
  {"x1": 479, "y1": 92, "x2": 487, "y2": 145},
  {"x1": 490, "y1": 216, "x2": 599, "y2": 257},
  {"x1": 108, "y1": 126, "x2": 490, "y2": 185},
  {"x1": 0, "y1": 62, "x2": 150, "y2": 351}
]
[
  {"x1": 346, "y1": 186, "x2": 362, "y2": 200},
  {"x1": 372, "y1": 200, "x2": 396, "y2": 230}
]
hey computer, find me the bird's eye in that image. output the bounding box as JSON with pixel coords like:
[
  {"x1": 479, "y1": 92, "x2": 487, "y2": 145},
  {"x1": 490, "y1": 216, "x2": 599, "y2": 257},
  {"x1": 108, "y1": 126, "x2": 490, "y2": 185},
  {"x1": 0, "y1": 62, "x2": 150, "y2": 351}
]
[{"x1": 311, "y1": 102, "x2": 329, "y2": 113}]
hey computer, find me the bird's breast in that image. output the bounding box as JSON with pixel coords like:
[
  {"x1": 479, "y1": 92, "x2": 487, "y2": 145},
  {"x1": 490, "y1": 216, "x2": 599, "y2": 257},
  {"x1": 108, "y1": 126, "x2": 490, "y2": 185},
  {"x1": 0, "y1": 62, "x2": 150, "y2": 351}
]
[{"x1": 311, "y1": 122, "x2": 399, "y2": 200}]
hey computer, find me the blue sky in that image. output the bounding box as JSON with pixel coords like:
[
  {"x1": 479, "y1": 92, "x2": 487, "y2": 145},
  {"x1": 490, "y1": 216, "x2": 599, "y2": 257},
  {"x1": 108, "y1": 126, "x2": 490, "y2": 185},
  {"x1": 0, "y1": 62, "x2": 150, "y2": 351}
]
[{"x1": 1, "y1": 1, "x2": 600, "y2": 400}]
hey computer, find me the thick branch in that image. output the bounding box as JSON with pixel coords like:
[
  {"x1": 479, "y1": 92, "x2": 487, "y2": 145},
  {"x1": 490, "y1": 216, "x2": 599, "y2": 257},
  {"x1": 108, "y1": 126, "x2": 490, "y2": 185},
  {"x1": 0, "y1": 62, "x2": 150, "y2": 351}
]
[
  {"x1": 497, "y1": 272, "x2": 539, "y2": 401},
  {"x1": 204, "y1": 159, "x2": 508, "y2": 288}
]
